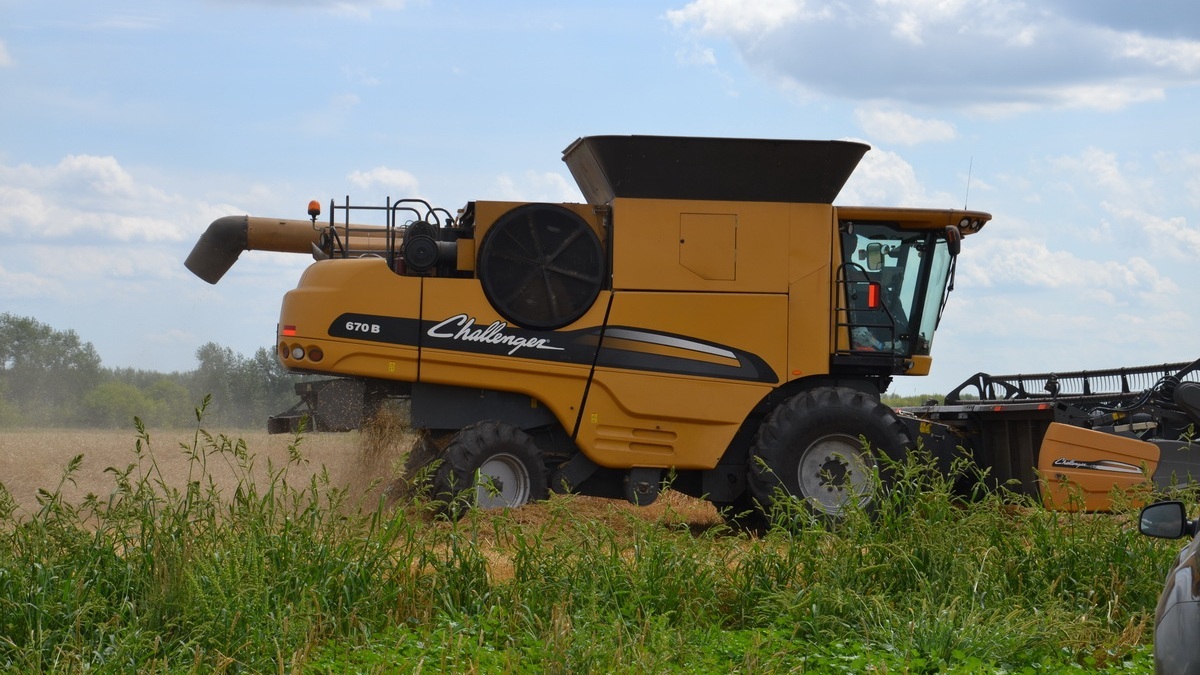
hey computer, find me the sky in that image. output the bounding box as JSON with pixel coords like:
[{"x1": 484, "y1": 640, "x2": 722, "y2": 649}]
[{"x1": 1, "y1": 0, "x2": 1198, "y2": 396}]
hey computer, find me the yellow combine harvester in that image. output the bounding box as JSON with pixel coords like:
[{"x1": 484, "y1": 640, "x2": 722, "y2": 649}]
[{"x1": 186, "y1": 135, "x2": 1200, "y2": 522}]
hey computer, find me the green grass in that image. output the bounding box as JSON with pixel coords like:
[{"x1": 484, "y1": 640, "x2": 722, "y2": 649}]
[{"x1": 0, "y1": 403, "x2": 1179, "y2": 673}]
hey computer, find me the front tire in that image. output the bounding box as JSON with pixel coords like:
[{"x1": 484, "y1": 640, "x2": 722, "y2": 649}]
[
  {"x1": 747, "y1": 387, "x2": 910, "y2": 523},
  {"x1": 434, "y1": 421, "x2": 548, "y2": 512}
]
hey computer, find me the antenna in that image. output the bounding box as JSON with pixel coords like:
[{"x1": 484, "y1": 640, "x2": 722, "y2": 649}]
[{"x1": 964, "y1": 157, "x2": 973, "y2": 210}]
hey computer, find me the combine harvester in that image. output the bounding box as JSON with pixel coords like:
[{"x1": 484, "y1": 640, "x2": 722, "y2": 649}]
[{"x1": 186, "y1": 135, "x2": 1199, "y2": 522}]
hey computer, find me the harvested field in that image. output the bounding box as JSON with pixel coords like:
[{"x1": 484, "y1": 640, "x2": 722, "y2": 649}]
[{"x1": 0, "y1": 425, "x2": 722, "y2": 530}]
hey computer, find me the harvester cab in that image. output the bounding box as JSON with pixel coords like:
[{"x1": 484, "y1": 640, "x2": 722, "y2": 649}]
[
  {"x1": 186, "y1": 135, "x2": 994, "y2": 522},
  {"x1": 834, "y1": 210, "x2": 977, "y2": 370}
]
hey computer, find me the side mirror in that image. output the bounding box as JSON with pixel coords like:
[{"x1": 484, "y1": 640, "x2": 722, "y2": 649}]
[
  {"x1": 1139, "y1": 500, "x2": 1193, "y2": 539},
  {"x1": 944, "y1": 225, "x2": 962, "y2": 257},
  {"x1": 865, "y1": 242, "x2": 884, "y2": 271}
]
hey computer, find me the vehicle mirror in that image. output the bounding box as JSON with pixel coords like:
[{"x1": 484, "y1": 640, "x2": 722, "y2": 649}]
[
  {"x1": 865, "y1": 243, "x2": 884, "y2": 271},
  {"x1": 944, "y1": 225, "x2": 962, "y2": 257},
  {"x1": 1139, "y1": 500, "x2": 1189, "y2": 539}
]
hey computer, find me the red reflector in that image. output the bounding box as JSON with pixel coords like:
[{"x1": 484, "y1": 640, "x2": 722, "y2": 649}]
[
  {"x1": 867, "y1": 282, "x2": 881, "y2": 309},
  {"x1": 281, "y1": 325, "x2": 297, "y2": 336}
]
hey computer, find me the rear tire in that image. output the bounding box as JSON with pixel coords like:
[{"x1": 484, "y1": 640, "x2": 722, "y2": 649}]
[
  {"x1": 747, "y1": 387, "x2": 910, "y2": 523},
  {"x1": 434, "y1": 421, "x2": 548, "y2": 512}
]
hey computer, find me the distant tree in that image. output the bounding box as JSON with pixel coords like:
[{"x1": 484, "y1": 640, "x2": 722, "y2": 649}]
[
  {"x1": 882, "y1": 393, "x2": 944, "y2": 407},
  {"x1": 191, "y1": 342, "x2": 241, "y2": 421},
  {"x1": 0, "y1": 380, "x2": 20, "y2": 428},
  {"x1": 248, "y1": 346, "x2": 296, "y2": 417},
  {"x1": 76, "y1": 370, "x2": 196, "y2": 429},
  {"x1": 84, "y1": 381, "x2": 158, "y2": 429},
  {"x1": 0, "y1": 313, "x2": 102, "y2": 425},
  {"x1": 145, "y1": 377, "x2": 194, "y2": 426},
  {"x1": 190, "y1": 342, "x2": 297, "y2": 428},
  {"x1": 0, "y1": 314, "x2": 298, "y2": 429}
]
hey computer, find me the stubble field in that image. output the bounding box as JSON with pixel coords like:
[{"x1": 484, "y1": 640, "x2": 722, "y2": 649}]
[{"x1": 0, "y1": 424, "x2": 722, "y2": 529}]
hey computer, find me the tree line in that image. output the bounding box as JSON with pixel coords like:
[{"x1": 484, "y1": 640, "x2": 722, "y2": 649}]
[{"x1": 0, "y1": 313, "x2": 300, "y2": 429}]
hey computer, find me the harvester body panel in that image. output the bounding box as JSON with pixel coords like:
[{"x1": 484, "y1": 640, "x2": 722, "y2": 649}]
[
  {"x1": 415, "y1": 276, "x2": 604, "y2": 438},
  {"x1": 580, "y1": 290, "x2": 786, "y2": 469},
  {"x1": 279, "y1": 258, "x2": 421, "y2": 382}
]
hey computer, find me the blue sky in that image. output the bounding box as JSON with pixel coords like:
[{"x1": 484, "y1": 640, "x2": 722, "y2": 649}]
[{"x1": 1, "y1": 0, "x2": 1198, "y2": 395}]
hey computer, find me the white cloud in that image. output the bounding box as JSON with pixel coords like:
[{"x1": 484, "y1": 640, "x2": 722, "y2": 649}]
[
  {"x1": 1102, "y1": 203, "x2": 1200, "y2": 262},
  {"x1": 666, "y1": 0, "x2": 814, "y2": 35},
  {"x1": 207, "y1": 0, "x2": 408, "y2": 12},
  {"x1": 1119, "y1": 31, "x2": 1200, "y2": 72},
  {"x1": 0, "y1": 261, "x2": 65, "y2": 300},
  {"x1": 57, "y1": 154, "x2": 141, "y2": 197},
  {"x1": 492, "y1": 171, "x2": 582, "y2": 203},
  {"x1": 1033, "y1": 82, "x2": 1166, "y2": 112},
  {"x1": 962, "y1": 236, "x2": 1178, "y2": 304},
  {"x1": 347, "y1": 166, "x2": 420, "y2": 194},
  {"x1": 0, "y1": 40, "x2": 13, "y2": 68},
  {"x1": 667, "y1": 0, "x2": 1200, "y2": 112},
  {"x1": 942, "y1": 293, "x2": 1191, "y2": 361},
  {"x1": 1042, "y1": 146, "x2": 1163, "y2": 211},
  {"x1": 328, "y1": 0, "x2": 408, "y2": 18},
  {"x1": 0, "y1": 185, "x2": 48, "y2": 234},
  {"x1": 28, "y1": 245, "x2": 185, "y2": 281},
  {"x1": 1152, "y1": 150, "x2": 1200, "y2": 212},
  {"x1": 854, "y1": 107, "x2": 957, "y2": 145},
  {"x1": 838, "y1": 144, "x2": 955, "y2": 207},
  {"x1": 0, "y1": 155, "x2": 188, "y2": 242}
]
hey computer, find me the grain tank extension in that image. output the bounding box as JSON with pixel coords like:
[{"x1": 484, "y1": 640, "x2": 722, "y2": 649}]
[{"x1": 194, "y1": 134, "x2": 1173, "y2": 523}]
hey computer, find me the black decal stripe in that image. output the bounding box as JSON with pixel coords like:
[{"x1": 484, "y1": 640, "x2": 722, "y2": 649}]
[
  {"x1": 602, "y1": 328, "x2": 737, "y2": 360},
  {"x1": 595, "y1": 343, "x2": 776, "y2": 383},
  {"x1": 596, "y1": 325, "x2": 778, "y2": 384},
  {"x1": 329, "y1": 314, "x2": 422, "y2": 345},
  {"x1": 326, "y1": 313, "x2": 776, "y2": 383}
]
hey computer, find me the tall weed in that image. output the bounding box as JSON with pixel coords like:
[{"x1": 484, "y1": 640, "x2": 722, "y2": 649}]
[
  {"x1": 0, "y1": 414, "x2": 1180, "y2": 672},
  {"x1": 0, "y1": 400, "x2": 424, "y2": 672}
]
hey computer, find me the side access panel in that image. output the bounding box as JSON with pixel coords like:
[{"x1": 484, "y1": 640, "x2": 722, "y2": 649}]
[
  {"x1": 1037, "y1": 422, "x2": 1159, "y2": 511},
  {"x1": 577, "y1": 291, "x2": 784, "y2": 470}
]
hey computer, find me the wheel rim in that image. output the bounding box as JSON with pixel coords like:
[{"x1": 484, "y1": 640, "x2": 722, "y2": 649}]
[
  {"x1": 474, "y1": 452, "x2": 532, "y2": 509},
  {"x1": 795, "y1": 433, "x2": 875, "y2": 515}
]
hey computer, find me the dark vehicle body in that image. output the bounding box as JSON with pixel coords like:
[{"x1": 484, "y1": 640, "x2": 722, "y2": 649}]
[{"x1": 1139, "y1": 500, "x2": 1200, "y2": 674}]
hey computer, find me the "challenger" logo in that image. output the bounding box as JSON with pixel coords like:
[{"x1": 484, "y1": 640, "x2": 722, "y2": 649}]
[
  {"x1": 427, "y1": 314, "x2": 564, "y2": 356},
  {"x1": 1050, "y1": 458, "x2": 1143, "y2": 475}
]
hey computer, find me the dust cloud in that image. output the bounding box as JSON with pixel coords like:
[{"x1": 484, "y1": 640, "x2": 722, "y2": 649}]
[{"x1": 0, "y1": 418, "x2": 418, "y2": 516}]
